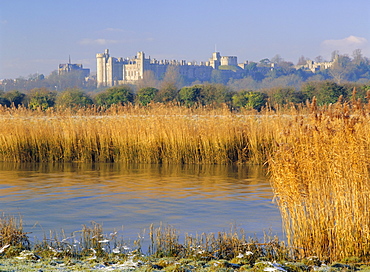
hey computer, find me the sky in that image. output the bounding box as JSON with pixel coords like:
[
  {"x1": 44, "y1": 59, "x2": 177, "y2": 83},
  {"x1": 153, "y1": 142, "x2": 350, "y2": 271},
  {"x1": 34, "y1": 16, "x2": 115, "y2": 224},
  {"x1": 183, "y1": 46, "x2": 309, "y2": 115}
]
[{"x1": 0, "y1": 0, "x2": 369, "y2": 79}]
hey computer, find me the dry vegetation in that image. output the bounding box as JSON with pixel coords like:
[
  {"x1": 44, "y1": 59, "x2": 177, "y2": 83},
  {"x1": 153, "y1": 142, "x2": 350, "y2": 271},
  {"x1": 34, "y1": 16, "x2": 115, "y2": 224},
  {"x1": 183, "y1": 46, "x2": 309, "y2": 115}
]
[
  {"x1": 2, "y1": 93, "x2": 370, "y2": 263},
  {"x1": 0, "y1": 214, "x2": 288, "y2": 271},
  {"x1": 0, "y1": 103, "x2": 283, "y2": 164},
  {"x1": 269, "y1": 93, "x2": 370, "y2": 262}
]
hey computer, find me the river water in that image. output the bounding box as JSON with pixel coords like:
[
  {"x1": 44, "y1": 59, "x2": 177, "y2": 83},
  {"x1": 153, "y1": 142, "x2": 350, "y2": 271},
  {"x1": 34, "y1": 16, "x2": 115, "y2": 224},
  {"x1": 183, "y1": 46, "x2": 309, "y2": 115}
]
[{"x1": 0, "y1": 162, "x2": 282, "y2": 243}]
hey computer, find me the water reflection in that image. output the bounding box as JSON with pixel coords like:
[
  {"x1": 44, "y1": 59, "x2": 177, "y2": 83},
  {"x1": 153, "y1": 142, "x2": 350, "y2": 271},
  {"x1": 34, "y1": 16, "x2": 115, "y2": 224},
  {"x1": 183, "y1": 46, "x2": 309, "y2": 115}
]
[{"x1": 0, "y1": 163, "x2": 282, "y2": 241}]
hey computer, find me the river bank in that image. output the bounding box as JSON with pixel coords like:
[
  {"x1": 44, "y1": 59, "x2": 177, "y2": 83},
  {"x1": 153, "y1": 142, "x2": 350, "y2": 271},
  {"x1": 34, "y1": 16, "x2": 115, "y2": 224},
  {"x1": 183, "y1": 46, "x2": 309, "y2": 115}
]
[{"x1": 1, "y1": 248, "x2": 369, "y2": 271}]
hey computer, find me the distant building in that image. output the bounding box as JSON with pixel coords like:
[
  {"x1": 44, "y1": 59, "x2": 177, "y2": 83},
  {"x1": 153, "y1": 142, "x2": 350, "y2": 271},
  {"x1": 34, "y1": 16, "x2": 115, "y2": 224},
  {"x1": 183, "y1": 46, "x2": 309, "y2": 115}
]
[
  {"x1": 96, "y1": 49, "x2": 338, "y2": 88},
  {"x1": 58, "y1": 57, "x2": 90, "y2": 78},
  {"x1": 295, "y1": 59, "x2": 335, "y2": 73},
  {"x1": 96, "y1": 49, "x2": 242, "y2": 87}
]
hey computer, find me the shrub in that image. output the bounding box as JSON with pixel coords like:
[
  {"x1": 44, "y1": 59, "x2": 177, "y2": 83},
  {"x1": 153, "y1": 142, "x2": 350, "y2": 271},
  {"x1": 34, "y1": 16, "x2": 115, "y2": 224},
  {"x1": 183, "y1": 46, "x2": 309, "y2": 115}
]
[
  {"x1": 56, "y1": 88, "x2": 93, "y2": 108},
  {"x1": 95, "y1": 86, "x2": 134, "y2": 107}
]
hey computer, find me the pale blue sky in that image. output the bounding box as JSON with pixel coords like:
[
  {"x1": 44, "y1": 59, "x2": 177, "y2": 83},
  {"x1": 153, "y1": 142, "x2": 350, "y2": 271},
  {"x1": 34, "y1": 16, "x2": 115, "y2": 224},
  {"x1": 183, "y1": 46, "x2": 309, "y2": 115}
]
[{"x1": 1, "y1": 0, "x2": 369, "y2": 79}]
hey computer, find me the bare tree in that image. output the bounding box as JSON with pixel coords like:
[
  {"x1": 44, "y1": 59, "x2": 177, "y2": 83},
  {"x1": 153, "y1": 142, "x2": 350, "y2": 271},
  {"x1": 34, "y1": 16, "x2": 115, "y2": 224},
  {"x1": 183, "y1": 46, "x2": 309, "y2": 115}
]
[
  {"x1": 271, "y1": 54, "x2": 283, "y2": 64},
  {"x1": 161, "y1": 65, "x2": 184, "y2": 89},
  {"x1": 328, "y1": 54, "x2": 351, "y2": 84},
  {"x1": 315, "y1": 55, "x2": 324, "y2": 63},
  {"x1": 352, "y1": 49, "x2": 363, "y2": 65},
  {"x1": 136, "y1": 70, "x2": 159, "y2": 90},
  {"x1": 297, "y1": 55, "x2": 308, "y2": 66}
]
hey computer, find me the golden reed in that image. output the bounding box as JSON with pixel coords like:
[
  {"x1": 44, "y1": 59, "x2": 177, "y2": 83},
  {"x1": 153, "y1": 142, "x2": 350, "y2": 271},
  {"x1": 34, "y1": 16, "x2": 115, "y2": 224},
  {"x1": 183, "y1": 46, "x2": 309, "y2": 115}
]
[
  {"x1": 269, "y1": 93, "x2": 370, "y2": 261},
  {"x1": 0, "y1": 103, "x2": 280, "y2": 164}
]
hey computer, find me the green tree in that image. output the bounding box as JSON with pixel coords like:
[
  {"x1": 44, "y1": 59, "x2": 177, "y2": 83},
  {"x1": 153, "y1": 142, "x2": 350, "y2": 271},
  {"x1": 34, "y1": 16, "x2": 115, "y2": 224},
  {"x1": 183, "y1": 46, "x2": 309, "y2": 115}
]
[
  {"x1": 55, "y1": 88, "x2": 93, "y2": 108},
  {"x1": 200, "y1": 84, "x2": 232, "y2": 105},
  {"x1": 0, "y1": 91, "x2": 10, "y2": 107},
  {"x1": 28, "y1": 88, "x2": 57, "y2": 110},
  {"x1": 179, "y1": 86, "x2": 202, "y2": 106},
  {"x1": 266, "y1": 87, "x2": 303, "y2": 105},
  {"x1": 136, "y1": 87, "x2": 158, "y2": 106},
  {"x1": 178, "y1": 84, "x2": 232, "y2": 107},
  {"x1": 4, "y1": 90, "x2": 26, "y2": 107},
  {"x1": 301, "y1": 81, "x2": 346, "y2": 105},
  {"x1": 245, "y1": 62, "x2": 258, "y2": 71},
  {"x1": 154, "y1": 82, "x2": 178, "y2": 103},
  {"x1": 95, "y1": 86, "x2": 134, "y2": 107},
  {"x1": 210, "y1": 70, "x2": 233, "y2": 84},
  {"x1": 232, "y1": 90, "x2": 267, "y2": 110},
  {"x1": 258, "y1": 58, "x2": 271, "y2": 67}
]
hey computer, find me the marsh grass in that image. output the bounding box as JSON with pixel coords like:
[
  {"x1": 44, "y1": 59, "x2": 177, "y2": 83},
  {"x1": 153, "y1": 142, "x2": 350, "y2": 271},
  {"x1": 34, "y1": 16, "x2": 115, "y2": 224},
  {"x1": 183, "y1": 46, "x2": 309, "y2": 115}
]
[
  {"x1": 146, "y1": 222, "x2": 287, "y2": 265},
  {"x1": 0, "y1": 103, "x2": 283, "y2": 164},
  {"x1": 0, "y1": 214, "x2": 30, "y2": 257},
  {"x1": 269, "y1": 93, "x2": 370, "y2": 262}
]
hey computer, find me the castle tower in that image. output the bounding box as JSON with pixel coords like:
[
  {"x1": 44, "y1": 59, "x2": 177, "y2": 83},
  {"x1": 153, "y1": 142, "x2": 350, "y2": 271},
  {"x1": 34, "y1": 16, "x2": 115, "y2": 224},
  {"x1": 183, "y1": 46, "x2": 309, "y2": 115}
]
[
  {"x1": 209, "y1": 52, "x2": 221, "y2": 69},
  {"x1": 221, "y1": 56, "x2": 237, "y2": 66},
  {"x1": 137, "y1": 51, "x2": 145, "y2": 80},
  {"x1": 96, "y1": 49, "x2": 110, "y2": 87}
]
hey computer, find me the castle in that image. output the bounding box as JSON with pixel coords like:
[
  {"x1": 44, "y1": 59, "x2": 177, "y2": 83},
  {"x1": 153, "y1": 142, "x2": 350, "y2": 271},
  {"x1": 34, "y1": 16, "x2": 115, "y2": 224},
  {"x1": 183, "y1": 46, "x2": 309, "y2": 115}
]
[
  {"x1": 295, "y1": 59, "x2": 334, "y2": 73},
  {"x1": 96, "y1": 49, "x2": 242, "y2": 87},
  {"x1": 96, "y1": 50, "x2": 337, "y2": 88}
]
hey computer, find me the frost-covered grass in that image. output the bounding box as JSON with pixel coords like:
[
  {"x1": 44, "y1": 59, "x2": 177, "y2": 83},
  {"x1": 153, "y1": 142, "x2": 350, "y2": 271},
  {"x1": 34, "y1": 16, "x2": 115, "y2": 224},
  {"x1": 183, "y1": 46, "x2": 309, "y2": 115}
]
[{"x1": 0, "y1": 215, "x2": 290, "y2": 271}]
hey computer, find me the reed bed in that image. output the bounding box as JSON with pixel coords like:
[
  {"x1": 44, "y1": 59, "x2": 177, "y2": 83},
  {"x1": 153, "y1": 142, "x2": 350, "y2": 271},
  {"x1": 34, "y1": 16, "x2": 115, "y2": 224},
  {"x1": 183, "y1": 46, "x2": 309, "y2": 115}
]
[
  {"x1": 0, "y1": 103, "x2": 284, "y2": 164},
  {"x1": 269, "y1": 95, "x2": 370, "y2": 262},
  {"x1": 4, "y1": 98, "x2": 370, "y2": 262}
]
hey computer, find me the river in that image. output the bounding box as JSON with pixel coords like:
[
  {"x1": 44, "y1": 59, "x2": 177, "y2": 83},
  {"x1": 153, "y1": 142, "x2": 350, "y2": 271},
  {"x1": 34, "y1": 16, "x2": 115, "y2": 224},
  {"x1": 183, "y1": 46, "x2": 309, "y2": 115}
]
[{"x1": 0, "y1": 162, "x2": 282, "y2": 245}]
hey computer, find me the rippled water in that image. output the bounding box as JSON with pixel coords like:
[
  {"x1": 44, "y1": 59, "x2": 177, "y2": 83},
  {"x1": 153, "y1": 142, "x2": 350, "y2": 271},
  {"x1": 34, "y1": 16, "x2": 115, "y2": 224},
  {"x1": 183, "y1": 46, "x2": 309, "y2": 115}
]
[{"x1": 0, "y1": 163, "x2": 282, "y2": 241}]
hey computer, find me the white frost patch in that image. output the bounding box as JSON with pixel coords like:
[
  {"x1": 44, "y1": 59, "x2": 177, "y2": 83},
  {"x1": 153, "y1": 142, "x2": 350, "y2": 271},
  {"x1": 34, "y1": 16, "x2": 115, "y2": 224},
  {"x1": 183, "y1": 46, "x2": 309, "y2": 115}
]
[
  {"x1": 0, "y1": 244, "x2": 10, "y2": 253},
  {"x1": 256, "y1": 261, "x2": 287, "y2": 272},
  {"x1": 93, "y1": 256, "x2": 142, "y2": 271}
]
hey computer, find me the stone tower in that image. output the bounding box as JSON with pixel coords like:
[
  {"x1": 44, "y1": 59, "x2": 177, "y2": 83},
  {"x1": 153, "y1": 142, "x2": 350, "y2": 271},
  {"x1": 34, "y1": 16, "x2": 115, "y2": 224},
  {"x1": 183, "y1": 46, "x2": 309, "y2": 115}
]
[
  {"x1": 96, "y1": 49, "x2": 126, "y2": 87},
  {"x1": 96, "y1": 49, "x2": 110, "y2": 88},
  {"x1": 209, "y1": 52, "x2": 221, "y2": 69}
]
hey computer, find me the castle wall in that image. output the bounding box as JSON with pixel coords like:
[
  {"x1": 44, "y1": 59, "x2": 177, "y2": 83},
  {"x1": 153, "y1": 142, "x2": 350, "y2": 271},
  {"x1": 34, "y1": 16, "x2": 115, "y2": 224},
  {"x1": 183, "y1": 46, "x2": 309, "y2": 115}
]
[{"x1": 221, "y1": 56, "x2": 237, "y2": 66}]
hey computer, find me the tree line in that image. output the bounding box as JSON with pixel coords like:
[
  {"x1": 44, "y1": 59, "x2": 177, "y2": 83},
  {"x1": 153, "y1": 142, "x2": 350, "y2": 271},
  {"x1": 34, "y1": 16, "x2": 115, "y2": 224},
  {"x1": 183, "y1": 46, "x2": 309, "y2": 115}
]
[{"x1": 0, "y1": 81, "x2": 369, "y2": 111}]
